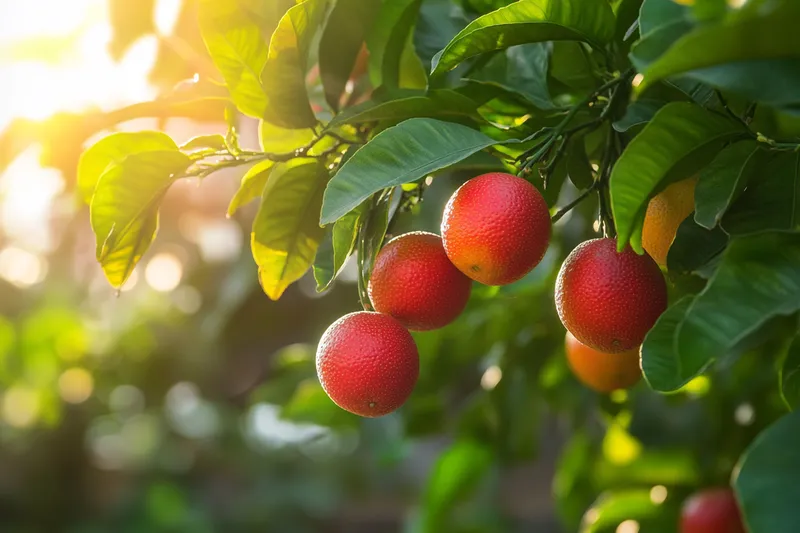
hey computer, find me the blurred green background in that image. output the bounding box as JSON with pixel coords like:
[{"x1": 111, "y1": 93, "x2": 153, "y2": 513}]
[{"x1": 0, "y1": 1, "x2": 789, "y2": 532}]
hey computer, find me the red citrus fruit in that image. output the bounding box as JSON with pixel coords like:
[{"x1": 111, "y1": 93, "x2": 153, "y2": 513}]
[
  {"x1": 316, "y1": 311, "x2": 419, "y2": 417},
  {"x1": 441, "y1": 172, "x2": 551, "y2": 286},
  {"x1": 368, "y1": 231, "x2": 472, "y2": 331},
  {"x1": 565, "y1": 332, "x2": 641, "y2": 392},
  {"x1": 555, "y1": 238, "x2": 667, "y2": 353},
  {"x1": 681, "y1": 488, "x2": 745, "y2": 533}
]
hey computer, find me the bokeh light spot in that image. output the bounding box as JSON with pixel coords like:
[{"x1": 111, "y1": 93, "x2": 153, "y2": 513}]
[
  {"x1": 145, "y1": 253, "x2": 183, "y2": 292},
  {"x1": 2, "y1": 384, "x2": 40, "y2": 427},
  {"x1": 58, "y1": 367, "x2": 94, "y2": 404}
]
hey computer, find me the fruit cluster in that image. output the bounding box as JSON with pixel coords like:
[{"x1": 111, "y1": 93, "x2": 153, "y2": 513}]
[{"x1": 317, "y1": 172, "x2": 677, "y2": 417}]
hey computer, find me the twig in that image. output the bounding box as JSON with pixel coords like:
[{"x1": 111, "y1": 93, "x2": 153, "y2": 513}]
[{"x1": 551, "y1": 181, "x2": 599, "y2": 223}]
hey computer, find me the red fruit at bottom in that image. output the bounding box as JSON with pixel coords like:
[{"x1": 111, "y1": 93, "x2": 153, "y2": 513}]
[
  {"x1": 555, "y1": 238, "x2": 667, "y2": 353},
  {"x1": 681, "y1": 489, "x2": 745, "y2": 533},
  {"x1": 316, "y1": 311, "x2": 419, "y2": 417},
  {"x1": 368, "y1": 232, "x2": 472, "y2": 331}
]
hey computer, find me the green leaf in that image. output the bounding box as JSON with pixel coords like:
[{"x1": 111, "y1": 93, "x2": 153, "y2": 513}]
[
  {"x1": 227, "y1": 159, "x2": 274, "y2": 217},
  {"x1": 90, "y1": 151, "x2": 191, "y2": 288},
  {"x1": 261, "y1": 0, "x2": 328, "y2": 128},
  {"x1": 722, "y1": 151, "x2": 800, "y2": 235},
  {"x1": 780, "y1": 333, "x2": 800, "y2": 410},
  {"x1": 313, "y1": 204, "x2": 364, "y2": 291},
  {"x1": 582, "y1": 490, "x2": 667, "y2": 533},
  {"x1": 327, "y1": 89, "x2": 481, "y2": 128},
  {"x1": 638, "y1": 2, "x2": 800, "y2": 106},
  {"x1": 179, "y1": 134, "x2": 227, "y2": 153},
  {"x1": 252, "y1": 159, "x2": 328, "y2": 300},
  {"x1": 259, "y1": 120, "x2": 315, "y2": 153},
  {"x1": 612, "y1": 99, "x2": 665, "y2": 132},
  {"x1": 735, "y1": 410, "x2": 800, "y2": 533},
  {"x1": 566, "y1": 135, "x2": 593, "y2": 190},
  {"x1": 638, "y1": 0, "x2": 690, "y2": 36},
  {"x1": 693, "y1": 140, "x2": 764, "y2": 229},
  {"x1": 430, "y1": 0, "x2": 615, "y2": 78},
  {"x1": 421, "y1": 440, "x2": 493, "y2": 530},
  {"x1": 470, "y1": 42, "x2": 554, "y2": 110},
  {"x1": 666, "y1": 217, "x2": 729, "y2": 275},
  {"x1": 199, "y1": 0, "x2": 270, "y2": 119},
  {"x1": 366, "y1": 0, "x2": 422, "y2": 89},
  {"x1": 610, "y1": 102, "x2": 742, "y2": 252},
  {"x1": 629, "y1": 19, "x2": 694, "y2": 72},
  {"x1": 78, "y1": 131, "x2": 178, "y2": 203},
  {"x1": 318, "y1": 0, "x2": 379, "y2": 111},
  {"x1": 640, "y1": 296, "x2": 695, "y2": 392},
  {"x1": 320, "y1": 118, "x2": 516, "y2": 224},
  {"x1": 674, "y1": 232, "x2": 800, "y2": 388}
]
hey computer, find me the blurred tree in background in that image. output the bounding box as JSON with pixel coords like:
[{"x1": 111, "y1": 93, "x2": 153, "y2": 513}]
[{"x1": 0, "y1": 0, "x2": 799, "y2": 532}]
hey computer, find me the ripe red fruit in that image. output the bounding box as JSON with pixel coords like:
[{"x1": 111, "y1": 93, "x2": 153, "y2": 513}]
[
  {"x1": 441, "y1": 172, "x2": 551, "y2": 286},
  {"x1": 316, "y1": 311, "x2": 419, "y2": 417},
  {"x1": 555, "y1": 238, "x2": 667, "y2": 353},
  {"x1": 681, "y1": 489, "x2": 745, "y2": 533},
  {"x1": 368, "y1": 231, "x2": 472, "y2": 331},
  {"x1": 565, "y1": 332, "x2": 641, "y2": 393}
]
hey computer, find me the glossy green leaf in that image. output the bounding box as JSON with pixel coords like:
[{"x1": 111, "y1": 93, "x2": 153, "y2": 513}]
[
  {"x1": 693, "y1": 140, "x2": 763, "y2": 229},
  {"x1": 582, "y1": 490, "x2": 665, "y2": 533},
  {"x1": 666, "y1": 218, "x2": 729, "y2": 275},
  {"x1": 673, "y1": 232, "x2": 800, "y2": 389},
  {"x1": 199, "y1": 0, "x2": 270, "y2": 119},
  {"x1": 610, "y1": 102, "x2": 743, "y2": 252},
  {"x1": 227, "y1": 159, "x2": 274, "y2": 217},
  {"x1": 780, "y1": 333, "x2": 800, "y2": 410},
  {"x1": 318, "y1": 0, "x2": 379, "y2": 110},
  {"x1": 258, "y1": 121, "x2": 315, "y2": 154},
  {"x1": 179, "y1": 134, "x2": 227, "y2": 153},
  {"x1": 566, "y1": 135, "x2": 593, "y2": 190},
  {"x1": 320, "y1": 118, "x2": 517, "y2": 224},
  {"x1": 638, "y1": 2, "x2": 800, "y2": 106},
  {"x1": 366, "y1": 0, "x2": 422, "y2": 89},
  {"x1": 252, "y1": 159, "x2": 328, "y2": 300},
  {"x1": 77, "y1": 131, "x2": 178, "y2": 202},
  {"x1": 640, "y1": 296, "x2": 695, "y2": 392},
  {"x1": 313, "y1": 204, "x2": 364, "y2": 291},
  {"x1": 327, "y1": 89, "x2": 480, "y2": 128},
  {"x1": 735, "y1": 409, "x2": 800, "y2": 533},
  {"x1": 722, "y1": 151, "x2": 800, "y2": 235},
  {"x1": 549, "y1": 42, "x2": 596, "y2": 91},
  {"x1": 629, "y1": 19, "x2": 694, "y2": 72},
  {"x1": 261, "y1": 0, "x2": 327, "y2": 128},
  {"x1": 430, "y1": 0, "x2": 615, "y2": 78},
  {"x1": 638, "y1": 0, "x2": 690, "y2": 36},
  {"x1": 90, "y1": 151, "x2": 191, "y2": 288},
  {"x1": 612, "y1": 99, "x2": 665, "y2": 132},
  {"x1": 470, "y1": 43, "x2": 554, "y2": 110}
]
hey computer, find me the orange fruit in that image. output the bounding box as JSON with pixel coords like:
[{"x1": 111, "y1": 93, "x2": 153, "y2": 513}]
[
  {"x1": 681, "y1": 489, "x2": 745, "y2": 533},
  {"x1": 555, "y1": 238, "x2": 667, "y2": 353},
  {"x1": 642, "y1": 177, "x2": 697, "y2": 267},
  {"x1": 441, "y1": 172, "x2": 551, "y2": 285},
  {"x1": 349, "y1": 42, "x2": 369, "y2": 80},
  {"x1": 565, "y1": 332, "x2": 641, "y2": 392},
  {"x1": 368, "y1": 232, "x2": 472, "y2": 331},
  {"x1": 316, "y1": 311, "x2": 419, "y2": 417}
]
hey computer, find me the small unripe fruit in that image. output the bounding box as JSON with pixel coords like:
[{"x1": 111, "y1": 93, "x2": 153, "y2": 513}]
[
  {"x1": 369, "y1": 232, "x2": 471, "y2": 331},
  {"x1": 680, "y1": 488, "x2": 745, "y2": 533},
  {"x1": 565, "y1": 332, "x2": 641, "y2": 392},
  {"x1": 316, "y1": 312, "x2": 419, "y2": 417},
  {"x1": 441, "y1": 172, "x2": 551, "y2": 286},
  {"x1": 555, "y1": 238, "x2": 667, "y2": 353}
]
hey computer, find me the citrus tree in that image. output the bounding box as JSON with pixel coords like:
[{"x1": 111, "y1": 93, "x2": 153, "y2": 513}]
[{"x1": 72, "y1": 0, "x2": 800, "y2": 531}]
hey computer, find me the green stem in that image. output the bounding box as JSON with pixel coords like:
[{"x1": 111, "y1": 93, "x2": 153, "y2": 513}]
[{"x1": 551, "y1": 181, "x2": 599, "y2": 223}]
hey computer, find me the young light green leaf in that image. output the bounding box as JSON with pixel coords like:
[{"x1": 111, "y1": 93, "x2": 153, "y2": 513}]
[
  {"x1": 722, "y1": 151, "x2": 800, "y2": 235},
  {"x1": 638, "y1": 2, "x2": 800, "y2": 106},
  {"x1": 313, "y1": 204, "x2": 365, "y2": 291},
  {"x1": 673, "y1": 231, "x2": 800, "y2": 389},
  {"x1": 199, "y1": 0, "x2": 270, "y2": 119},
  {"x1": 610, "y1": 102, "x2": 743, "y2": 253},
  {"x1": 735, "y1": 409, "x2": 800, "y2": 533},
  {"x1": 320, "y1": 118, "x2": 517, "y2": 225},
  {"x1": 327, "y1": 89, "x2": 481, "y2": 128},
  {"x1": 261, "y1": 0, "x2": 328, "y2": 128},
  {"x1": 259, "y1": 120, "x2": 315, "y2": 153},
  {"x1": 252, "y1": 159, "x2": 328, "y2": 300},
  {"x1": 366, "y1": 0, "x2": 422, "y2": 89},
  {"x1": 430, "y1": 0, "x2": 615, "y2": 78},
  {"x1": 227, "y1": 159, "x2": 274, "y2": 217},
  {"x1": 179, "y1": 134, "x2": 227, "y2": 153},
  {"x1": 780, "y1": 333, "x2": 800, "y2": 411},
  {"x1": 90, "y1": 151, "x2": 191, "y2": 288},
  {"x1": 318, "y1": 0, "x2": 379, "y2": 110},
  {"x1": 693, "y1": 141, "x2": 765, "y2": 229},
  {"x1": 78, "y1": 131, "x2": 178, "y2": 202}
]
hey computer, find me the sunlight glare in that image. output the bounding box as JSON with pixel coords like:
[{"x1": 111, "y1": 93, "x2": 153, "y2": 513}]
[
  {"x1": 0, "y1": 247, "x2": 47, "y2": 288},
  {"x1": 155, "y1": 0, "x2": 183, "y2": 36},
  {"x1": 59, "y1": 367, "x2": 94, "y2": 404},
  {"x1": 145, "y1": 253, "x2": 184, "y2": 292},
  {"x1": 2, "y1": 384, "x2": 40, "y2": 428}
]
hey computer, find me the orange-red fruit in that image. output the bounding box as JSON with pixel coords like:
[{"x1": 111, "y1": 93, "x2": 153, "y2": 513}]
[
  {"x1": 441, "y1": 172, "x2": 551, "y2": 286},
  {"x1": 565, "y1": 332, "x2": 641, "y2": 392},
  {"x1": 368, "y1": 231, "x2": 472, "y2": 331},
  {"x1": 681, "y1": 489, "x2": 745, "y2": 533},
  {"x1": 555, "y1": 238, "x2": 667, "y2": 353},
  {"x1": 316, "y1": 311, "x2": 419, "y2": 417}
]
